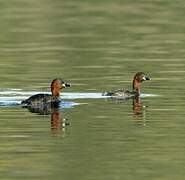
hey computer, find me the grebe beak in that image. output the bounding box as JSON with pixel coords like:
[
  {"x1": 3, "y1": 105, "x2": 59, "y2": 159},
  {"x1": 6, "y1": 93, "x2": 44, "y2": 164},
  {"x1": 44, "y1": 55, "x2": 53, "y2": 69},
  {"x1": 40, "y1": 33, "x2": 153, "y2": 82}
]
[
  {"x1": 142, "y1": 76, "x2": 151, "y2": 81},
  {"x1": 65, "y1": 83, "x2": 70, "y2": 87},
  {"x1": 62, "y1": 83, "x2": 70, "y2": 88}
]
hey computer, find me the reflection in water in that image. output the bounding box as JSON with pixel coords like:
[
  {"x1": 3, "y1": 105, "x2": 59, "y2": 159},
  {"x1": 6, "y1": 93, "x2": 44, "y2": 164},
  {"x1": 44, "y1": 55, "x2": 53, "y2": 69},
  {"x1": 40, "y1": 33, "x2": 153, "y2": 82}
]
[
  {"x1": 133, "y1": 97, "x2": 147, "y2": 126},
  {"x1": 106, "y1": 96, "x2": 148, "y2": 126},
  {"x1": 51, "y1": 111, "x2": 69, "y2": 136},
  {"x1": 133, "y1": 97, "x2": 142, "y2": 116},
  {"x1": 23, "y1": 104, "x2": 53, "y2": 115},
  {"x1": 23, "y1": 104, "x2": 69, "y2": 136}
]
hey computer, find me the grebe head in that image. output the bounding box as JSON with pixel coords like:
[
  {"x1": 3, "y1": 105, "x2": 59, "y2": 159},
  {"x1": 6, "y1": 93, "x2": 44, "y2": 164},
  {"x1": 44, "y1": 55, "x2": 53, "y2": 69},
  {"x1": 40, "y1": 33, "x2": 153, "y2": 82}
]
[
  {"x1": 133, "y1": 72, "x2": 151, "y2": 96},
  {"x1": 51, "y1": 78, "x2": 70, "y2": 96}
]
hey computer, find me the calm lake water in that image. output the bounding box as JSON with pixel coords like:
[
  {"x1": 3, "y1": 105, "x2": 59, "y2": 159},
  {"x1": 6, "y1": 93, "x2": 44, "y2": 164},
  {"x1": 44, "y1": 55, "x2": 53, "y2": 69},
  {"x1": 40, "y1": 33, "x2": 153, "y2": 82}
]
[{"x1": 0, "y1": 0, "x2": 185, "y2": 179}]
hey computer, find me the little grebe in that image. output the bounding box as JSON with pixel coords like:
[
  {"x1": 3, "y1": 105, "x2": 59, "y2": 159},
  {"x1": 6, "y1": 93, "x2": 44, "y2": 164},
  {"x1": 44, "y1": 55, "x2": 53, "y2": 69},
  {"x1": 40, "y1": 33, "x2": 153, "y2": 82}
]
[
  {"x1": 102, "y1": 72, "x2": 151, "y2": 99},
  {"x1": 21, "y1": 78, "x2": 70, "y2": 107}
]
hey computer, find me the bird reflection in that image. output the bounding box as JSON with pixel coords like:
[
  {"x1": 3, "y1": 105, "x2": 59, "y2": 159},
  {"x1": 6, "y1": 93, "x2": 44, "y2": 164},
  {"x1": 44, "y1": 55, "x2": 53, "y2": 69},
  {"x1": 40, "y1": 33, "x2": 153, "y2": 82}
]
[
  {"x1": 132, "y1": 97, "x2": 147, "y2": 126},
  {"x1": 105, "y1": 96, "x2": 148, "y2": 125},
  {"x1": 51, "y1": 111, "x2": 69, "y2": 136},
  {"x1": 23, "y1": 105, "x2": 69, "y2": 136}
]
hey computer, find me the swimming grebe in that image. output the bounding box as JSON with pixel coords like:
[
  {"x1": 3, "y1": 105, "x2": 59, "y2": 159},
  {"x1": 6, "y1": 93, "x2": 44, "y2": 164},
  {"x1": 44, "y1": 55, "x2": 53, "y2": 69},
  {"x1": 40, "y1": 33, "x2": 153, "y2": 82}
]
[
  {"x1": 102, "y1": 72, "x2": 151, "y2": 99},
  {"x1": 21, "y1": 78, "x2": 70, "y2": 107}
]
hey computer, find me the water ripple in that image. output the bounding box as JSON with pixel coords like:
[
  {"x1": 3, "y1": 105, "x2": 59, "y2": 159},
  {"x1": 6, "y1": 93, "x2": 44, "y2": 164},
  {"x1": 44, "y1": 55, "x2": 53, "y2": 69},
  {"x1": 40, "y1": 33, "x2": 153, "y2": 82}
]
[{"x1": 0, "y1": 89, "x2": 158, "y2": 106}]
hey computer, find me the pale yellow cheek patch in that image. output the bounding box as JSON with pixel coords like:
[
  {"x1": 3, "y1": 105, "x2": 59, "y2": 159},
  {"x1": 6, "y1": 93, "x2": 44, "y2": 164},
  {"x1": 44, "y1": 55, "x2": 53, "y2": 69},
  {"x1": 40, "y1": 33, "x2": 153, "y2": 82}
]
[{"x1": 142, "y1": 77, "x2": 146, "y2": 81}]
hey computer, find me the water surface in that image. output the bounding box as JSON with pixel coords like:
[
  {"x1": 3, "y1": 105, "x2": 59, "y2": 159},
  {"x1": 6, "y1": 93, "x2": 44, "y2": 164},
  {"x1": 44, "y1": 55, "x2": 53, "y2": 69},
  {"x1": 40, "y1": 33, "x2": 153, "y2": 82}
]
[{"x1": 0, "y1": 0, "x2": 185, "y2": 179}]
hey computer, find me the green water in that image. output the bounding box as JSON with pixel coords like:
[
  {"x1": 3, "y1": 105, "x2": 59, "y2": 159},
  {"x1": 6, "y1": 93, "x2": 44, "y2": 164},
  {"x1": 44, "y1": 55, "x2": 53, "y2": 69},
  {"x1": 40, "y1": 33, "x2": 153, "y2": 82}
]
[{"x1": 0, "y1": 0, "x2": 185, "y2": 179}]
